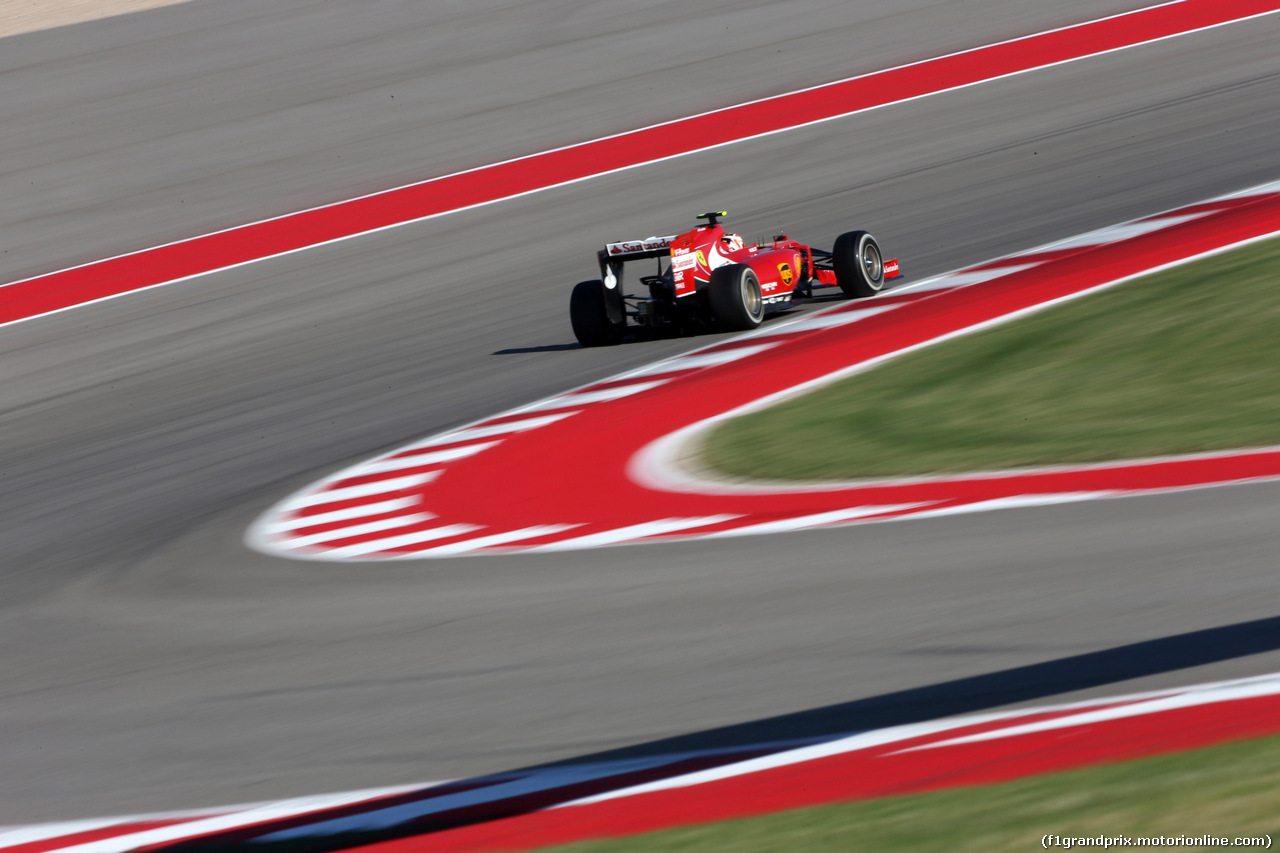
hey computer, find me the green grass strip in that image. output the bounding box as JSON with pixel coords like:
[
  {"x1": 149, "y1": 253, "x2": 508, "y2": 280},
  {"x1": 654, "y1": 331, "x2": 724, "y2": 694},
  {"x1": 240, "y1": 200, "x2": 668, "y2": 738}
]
[
  {"x1": 704, "y1": 237, "x2": 1280, "y2": 481},
  {"x1": 547, "y1": 733, "x2": 1280, "y2": 852}
]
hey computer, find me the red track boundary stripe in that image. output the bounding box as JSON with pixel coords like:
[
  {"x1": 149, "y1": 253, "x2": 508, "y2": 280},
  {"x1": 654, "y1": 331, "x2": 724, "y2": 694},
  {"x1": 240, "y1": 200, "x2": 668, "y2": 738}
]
[
  {"x1": 7, "y1": 678, "x2": 1279, "y2": 851},
  {"x1": 245, "y1": 186, "x2": 1280, "y2": 560},
  {"x1": 356, "y1": 695, "x2": 1280, "y2": 853},
  {"x1": 0, "y1": 821, "x2": 202, "y2": 853},
  {"x1": 3, "y1": 0, "x2": 1276, "y2": 328}
]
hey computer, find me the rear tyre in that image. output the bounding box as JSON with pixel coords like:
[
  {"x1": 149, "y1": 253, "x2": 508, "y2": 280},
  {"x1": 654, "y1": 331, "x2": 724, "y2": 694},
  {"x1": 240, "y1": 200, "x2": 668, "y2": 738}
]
[
  {"x1": 708, "y1": 264, "x2": 764, "y2": 331},
  {"x1": 832, "y1": 230, "x2": 885, "y2": 298},
  {"x1": 570, "y1": 280, "x2": 623, "y2": 347}
]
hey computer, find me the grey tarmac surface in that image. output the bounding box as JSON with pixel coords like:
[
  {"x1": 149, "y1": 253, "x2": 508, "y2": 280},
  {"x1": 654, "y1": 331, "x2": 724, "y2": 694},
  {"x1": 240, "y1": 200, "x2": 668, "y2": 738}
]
[{"x1": 1, "y1": 0, "x2": 1279, "y2": 823}]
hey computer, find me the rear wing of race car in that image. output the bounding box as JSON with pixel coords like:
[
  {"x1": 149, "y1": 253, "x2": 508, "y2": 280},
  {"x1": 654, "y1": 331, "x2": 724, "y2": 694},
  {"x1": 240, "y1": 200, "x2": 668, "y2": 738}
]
[
  {"x1": 597, "y1": 236, "x2": 676, "y2": 284},
  {"x1": 593, "y1": 236, "x2": 676, "y2": 324},
  {"x1": 602, "y1": 235, "x2": 676, "y2": 261}
]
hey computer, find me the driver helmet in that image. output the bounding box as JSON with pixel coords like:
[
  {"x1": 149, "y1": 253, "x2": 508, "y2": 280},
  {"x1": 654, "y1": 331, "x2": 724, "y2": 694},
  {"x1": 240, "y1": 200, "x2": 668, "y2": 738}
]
[{"x1": 720, "y1": 233, "x2": 745, "y2": 252}]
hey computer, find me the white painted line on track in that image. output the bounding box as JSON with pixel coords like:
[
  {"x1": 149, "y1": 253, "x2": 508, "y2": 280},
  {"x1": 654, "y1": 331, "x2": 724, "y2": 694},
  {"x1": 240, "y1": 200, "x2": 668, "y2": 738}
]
[
  {"x1": 14, "y1": 673, "x2": 1280, "y2": 849},
  {"x1": 898, "y1": 678, "x2": 1280, "y2": 752},
  {"x1": 280, "y1": 472, "x2": 441, "y2": 510},
  {"x1": 628, "y1": 344, "x2": 780, "y2": 375},
  {"x1": 1044, "y1": 211, "x2": 1213, "y2": 251},
  {"x1": 521, "y1": 380, "x2": 670, "y2": 411},
  {"x1": 251, "y1": 178, "x2": 1280, "y2": 560},
  {"x1": 404, "y1": 413, "x2": 578, "y2": 449},
  {"x1": 413, "y1": 525, "x2": 585, "y2": 556},
  {"x1": 349, "y1": 441, "x2": 500, "y2": 476},
  {"x1": 1217, "y1": 178, "x2": 1280, "y2": 199},
  {"x1": 277, "y1": 513, "x2": 435, "y2": 549},
  {"x1": 0, "y1": 818, "x2": 216, "y2": 851},
  {"x1": 750, "y1": 305, "x2": 902, "y2": 336},
  {"x1": 905, "y1": 492, "x2": 1120, "y2": 518},
  {"x1": 562, "y1": 672, "x2": 1280, "y2": 807},
  {"x1": 255, "y1": 758, "x2": 691, "y2": 841},
  {"x1": 39, "y1": 786, "x2": 433, "y2": 853},
  {"x1": 262, "y1": 497, "x2": 421, "y2": 532},
  {"x1": 633, "y1": 227, "x2": 1280, "y2": 500},
  {"x1": 319, "y1": 524, "x2": 483, "y2": 558},
  {"x1": 899, "y1": 262, "x2": 1042, "y2": 292},
  {"x1": 702, "y1": 505, "x2": 936, "y2": 537},
  {"x1": 526, "y1": 516, "x2": 742, "y2": 552}
]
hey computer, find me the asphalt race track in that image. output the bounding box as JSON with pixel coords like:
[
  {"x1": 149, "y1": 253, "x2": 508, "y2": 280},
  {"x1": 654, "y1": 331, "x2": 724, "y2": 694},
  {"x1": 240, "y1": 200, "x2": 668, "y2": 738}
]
[{"x1": 2, "y1": 0, "x2": 1280, "y2": 823}]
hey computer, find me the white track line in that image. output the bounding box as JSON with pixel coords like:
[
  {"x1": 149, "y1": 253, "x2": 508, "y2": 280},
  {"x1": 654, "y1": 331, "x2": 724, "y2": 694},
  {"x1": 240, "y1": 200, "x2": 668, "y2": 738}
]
[
  {"x1": 521, "y1": 380, "x2": 670, "y2": 411},
  {"x1": 13, "y1": 673, "x2": 1280, "y2": 849},
  {"x1": 280, "y1": 473, "x2": 441, "y2": 510},
  {"x1": 628, "y1": 344, "x2": 780, "y2": 375},
  {"x1": 349, "y1": 441, "x2": 500, "y2": 476},
  {"x1": 900, "y1": 678, "x2": 1280, "y2": 752},
  {"x1": 526, "y1": 516, "x2": 741, "y2": 552},
  {"x1": 1044, "y1": 212, "x2": 1213, "y2": 251},
  {"x1": 703, "y1": 505, "x2": 935, "y2": 537},
  {"x1": 277, "y1": 513, "x2": 435, "y2": 549},
  {"x1": 412, "y1": 525, "x2": 585, "y2": 556},
  {"x1": 750, "y1": 305, "x2": 902, "y2": 336},
  {"x1": 36, "y1": 787, "x2": 431, "y2": 853},
  {"x1": 899, "y1": 262, "x2": 1042, "y2": 292},
  {"x1": 905, "y1": 492, "x2": 1119, "y2": 518},
  {"x1": 563, "y1": 672, "x2": 1280, "y2": 807},
  {"x1": 320, "y1": 524, "x2": 483, "y2": 557},
  {"x1": 405, "y1": 413, "x2": 578, "y2": 449},
  {"x1": 262, "y1": 497, "x2": 421, "y2": 533}
]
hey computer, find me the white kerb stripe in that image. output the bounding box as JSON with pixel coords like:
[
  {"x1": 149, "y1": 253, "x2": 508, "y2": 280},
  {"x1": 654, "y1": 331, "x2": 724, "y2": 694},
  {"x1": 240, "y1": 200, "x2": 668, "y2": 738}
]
[
  {"x1": 627, "y1": 344, "x2": 777, "y2": 376},
  {"x1": 899, "y1": 262, "x2": 1042, "y2": 293},
  {"x1": 560, "y1": 677, "x2": 1257, "y2": 809},
  {"x1": 38, "y1": 786, "x2": 432, "y2": 853},
  {"x1": 281, "y1": 472, "x2": 441, "y2": 511},
  {"x1": 264, "y1": 498, "x2": 420, "y2": 534},
  {"x1": 561, "y1": 675, "x2": 1280, "y2": 809},
  {"x1": 350, "y1": 441, "x2": 500, "y2": 476},
  {"x1": 1043, "y1": 212, "x2": 1210, "y2": 251},
  {"x1": 907, "y1": 492, "x2": 1116, "y2": 519},
  {"x1": 323, "y1": 524, "x2": 483, "y2": 558},
  {"x1": 900, "y1": 678, "x2": 1280, "y2": 752},
  {"x1": 0, "y1": 818, "x2": 183, "y2": 851},
  {"x1": 558, "y1": 714, "x2": 1020, "y2": 808},
  {"x1": 703, "y1": 504, "x2": 934, "y2": 537},
  {"x1": 404, "y1": 412, "x2": 578, "y2": 449},
  {"x1": 278, "y1": 514, "x2": 434, "y2": 549},
  {"x1": 257, "y1": 757, "x2": 693, "y2": 841},
  {"x1": 414, "y1": 525, "x2": 584, "y2": 556},
  {"x1": 527, "y1": 516, "x2": 740, "y2": 552},
  {"x1": 751, "y1": 305, "x2": 900, "y2": 337},
  {"x1": 520, "y1": 380, "x2": 670, "y2": 412},
  {"x1": 1219, "y1": 180, "x2": 1280, "y2": 199}
]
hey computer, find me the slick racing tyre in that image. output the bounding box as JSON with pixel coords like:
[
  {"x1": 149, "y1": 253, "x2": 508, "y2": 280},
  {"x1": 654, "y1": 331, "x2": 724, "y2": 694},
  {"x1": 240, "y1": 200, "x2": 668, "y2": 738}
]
[
  {"x1": 570, "y1": 279, "x2": 623, "y2": 347},
  {"x1": 708, "y1": 264, "x2": 764, "y2": 331},
  {"x1": 833, "y1": 230, "x2": 885, "y2": 298}
]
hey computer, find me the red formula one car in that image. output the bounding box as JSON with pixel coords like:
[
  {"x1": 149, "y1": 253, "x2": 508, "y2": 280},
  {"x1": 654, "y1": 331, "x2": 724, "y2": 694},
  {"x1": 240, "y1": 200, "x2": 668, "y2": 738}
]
[{"x1": 569, "y1": 211, "x2": 899, "y2": 346}]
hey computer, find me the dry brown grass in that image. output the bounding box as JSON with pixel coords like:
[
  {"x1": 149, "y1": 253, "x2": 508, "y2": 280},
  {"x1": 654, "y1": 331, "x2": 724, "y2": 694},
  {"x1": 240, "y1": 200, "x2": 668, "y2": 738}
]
[{"x1": 0, "y1": 0, "x2": 191, "y2": 39}]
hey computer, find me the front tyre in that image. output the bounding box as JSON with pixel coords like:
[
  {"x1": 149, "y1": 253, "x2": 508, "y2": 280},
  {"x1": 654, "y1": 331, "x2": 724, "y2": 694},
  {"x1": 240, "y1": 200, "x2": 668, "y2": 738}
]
[
  {"x1": 833, "y1": 230, "x2": 885, "y2": 298},
  {"x1": 570, "y1": 280, "x2": 623, "y2": 347},
  {"x1": 707, "y1": 264, "x2": 764, "y2": 331}
]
